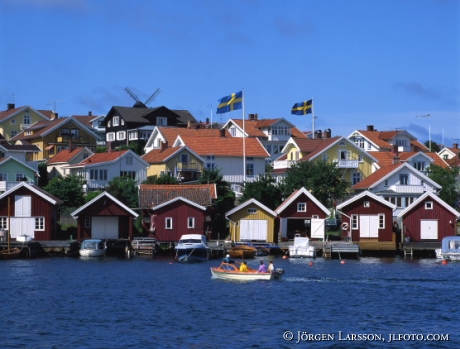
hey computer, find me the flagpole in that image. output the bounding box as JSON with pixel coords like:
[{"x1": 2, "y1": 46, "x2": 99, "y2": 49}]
[
  {"x1": 242, "y1": 89, "x2": 246, "y2": 185},
  {"x1": 311, "y1": 97, "x2": 315, "y2": 137}
]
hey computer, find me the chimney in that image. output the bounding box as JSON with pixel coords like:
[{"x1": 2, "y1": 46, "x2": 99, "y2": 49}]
[
  {"x1": 88, "y1": 111, "x2": 92, "y2": 116},
  {"x1": 206, "y1": 117, "x2": 209, "y2": 124},
  {"x1": 393, "y1": 144, "x2": 399, "y2": 155},
  {"x1": 453, "y1": 143, "x2": 458, "y2": 149},
  {"x1": 107, "y1": 141, "x2": 112, "y2": 153},
  {"x1": 393, "y1": 154, "x2": 400, "y2": 164},
  {"x1": 188, "y1": 120, "x2": 196, "y2": 129},
  {"x1": 69, "y1": 141, "x2": 75, "y2": 152},
  {"x1": 248, "y1": 113, "x2": 258, "y2": 121},
  {"x1": 412, "y1": 145, "x2": 419, "y2": 152},
  {"x1": 7, "y1": 103, "x2": 15, "y2": 110},
  {"x1": 220, "y1": 129, "x2": 226, "y2": 137},
  {"x1": 323, "y1": 129, "x2": 331, "y2": 139},
  {"x1": 161, "y1": 141, "x2": 168, "y2": 151},
  {"x1": 51, "y1": 111, "x2": 58, "y2": 120},
  {"x1": 367, "y1": 125, "x2": 374, "y2": 131},
  {"x1": 315, "y1": 130, "x2": 322, "y2": 139}
]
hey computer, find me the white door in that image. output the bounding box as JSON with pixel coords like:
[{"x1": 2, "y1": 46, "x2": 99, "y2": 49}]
[
  {"x1": 10, "y1": 218, "x2": 35, "y2": 238},
  {"x1": 359, "y1": 215, "x2": 379, "y2": 238},
  {"x1": 91, "y1": 217, "x2": 119, "y2": 239},
  {"x1": 239, "y1": 219, "x2": 268, "y2": 241},
  {"x1": 311, "y1": 218, "x2": 325, "y2": 239},
  {"x1": 420, "y1": 220, "x2": 438, "y2": 239}
]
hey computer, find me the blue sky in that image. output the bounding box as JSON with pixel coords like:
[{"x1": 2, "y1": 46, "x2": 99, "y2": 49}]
[{"x1": 1, "y1": 0, "x2": 459, "y2": 147}]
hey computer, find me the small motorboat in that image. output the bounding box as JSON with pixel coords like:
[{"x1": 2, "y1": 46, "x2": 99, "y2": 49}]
[
  {"x1": 289, "y1": 235, "x2": 316, "y2": 258},
  {"x1": 210, "y1": 262, "x2": 284, "y2": 281},
  {"x1": 435, "y1": 236, "x2": 460, "y2": 261},
  {"x1": 228, "y1": 245, "x2": 257, "y2": 259},
  {"x1": 175, "y1": 234, "x2": 210, "y2": 263},
  {"x1": 79, "y1": 239, "x2": 106, "y2": 257},
  {"x1": 255, "y1": 246, "x2": 270, "y2": 256}
]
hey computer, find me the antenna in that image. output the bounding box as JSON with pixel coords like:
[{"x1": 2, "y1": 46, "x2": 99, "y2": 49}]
[
  {"x1": 124, "y1": 87, "x2": 161, "y2": 106},
  {"x1": 48, "y1": 100, "x2": 65, "y2": 111}
]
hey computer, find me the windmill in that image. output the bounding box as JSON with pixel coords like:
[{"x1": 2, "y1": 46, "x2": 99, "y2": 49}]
[{"x1": 124, "y1": 87, "x2": 161, "y2": 108}]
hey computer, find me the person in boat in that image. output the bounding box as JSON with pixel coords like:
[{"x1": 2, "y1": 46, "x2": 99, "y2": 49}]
[
  {"x1": 239, "y1": 261, "x2": 248, "y2": 272},
  {"x1": 223, "y1": 254, "x2": 235, "y2": 263},
  {"x1": 258, "y1": 260, "x2": 268, "y2": 273},
  {"x1": 268, "y1": 260, "x2": 274, "y2": 273}
]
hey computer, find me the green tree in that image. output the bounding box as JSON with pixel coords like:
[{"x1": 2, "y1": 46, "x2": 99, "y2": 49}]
[
  {"x1": 38, "y1": 162, "x2": 49, "y2": 188},
  {"x1": 239, "y1": 174, "x2": 283, "y2": 210},
  {"x1": 142, "y1": 174, "x2": 179, "y2": 185},
  {"x1": 44, "y1": 175, "x2": 86, "y2": 207},
  {"x1": 85, "y1": 190, "x2": 103, "y2": 203},
  {"x1": 198, "y1": 168, "x2": 235, "y2": 238},
  {"x1": 424, "y1": 140, "x2": 441, "y2": 153},
  {"x1": 426, "y1": 164, "x2": 459, "y2": 207},
  {"x1": 282, "y1": 161, "x2": 350, "y2": 207},
  {"x1": 105, "y1": 176, "x2": 139, "y2": 208},
  {"x1": 118, "y1": 142, "x2": 145, "y2": 156}
]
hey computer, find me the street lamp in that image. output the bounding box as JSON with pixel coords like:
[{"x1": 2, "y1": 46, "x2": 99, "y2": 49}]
[{"x1": 416, "y1": 114, "x2": 431, "y2": 152}]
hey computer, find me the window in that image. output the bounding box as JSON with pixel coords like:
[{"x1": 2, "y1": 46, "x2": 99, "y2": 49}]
[
  {"x1": 15, "y1": 173, "x2": 25, "y2": 181},
  {"x1": 107, "y1": 133, "x2": 115, "y2": 142},
  {"x1": 339, "y1": 150, "x2": 350, "y2": 160},
  {"x1": 397, "y1": 140, "x2": 406, "y2": 147},
  {"x1": 413, "y1": 162, "x2": 425, "y2": 171},
  {"x1": 246, "y1": 163, "x2": 254, "y2": 176},
  {"x1": 0, "y1": 217, "x2": 7, "y2": 230},
  {"x1": 11, "y1": 119, "x2": 16, "y2": 125},
  {"x1": 70, "y1": 129, "x2": 79, "y2": 138},
  {"x1": 364, "y1": 201, "x2": 370, "y2": 208},
  {"x1": 425, "y1": 201, "x2": 433, "y2": 210},
  {"x1": 99, "y1": 170, "x2": 107, "y2": 180},
  {"x1": 156, "y1": 117, "x2": 167, "y2": 126},
  {"x1": 11, "y1": 130, "x2": 17, "y2": 138},
  {"x1": 187, "y1": 217, "x2": 195, "y2": 228},
  {"x1": 128, "y1": 131, "x2": 138, "y2": 140},
  {"x1": 165, "y1": 217, "x2": 173, "y2": 229},
  {"x1": 117, "y1": 131, "x2": 126, "y2": 140},
  {"x1": 384, "y1": 180, "x2": 389, "y2": 187},
  {"x1": 113, "y1": 116, "x2": 119, "y2": 126},
  {"x1": 443, "y1": 154, "x2": 448, "y2": 160},
  {"x1": 108, "y1": 121, "x2": 111, "y2": 127},
  {"x1": 400, "y1": 174, "x2": 408, "y2": 185},
  {"x1": 126, "y1": 156, "x2": 133, "y2": 165},
  {"x1": 180, "y1": 154, "x2": 189, "y2": 164},
  {"x1": 230, "y1": 127, "x2": 237, "y2": 137},
  {"x1": 352, "y1": 172, "x2": 361, "y2": 185},
  {"x1": 297, "y1": 203, "x2": 306, "y2": 212},
  {"x1": 206, "y1": 162, "x2": 216, "y2": 169},
  {"x1": 85, "y1": 216, "x2": 91, "y2": 228},
  {"x1": 35, "y1": 217, "x2": 45, "y2": 231},
  {"x1": 0, "y1": 173, "x2": 7, "y2": 181},
  {"x1": 378, "y1": 214, "x2": 385, "y2": 229},
  {"x1": 23, "y1": 114, "x2": 31, "y2": 125},
  {"x1": 322, "y1": 153, "x2": 328, "y2": 161},
  {"x1": 120, "y1": 171, "x2": 136, "y2": 179},
  {"x1": 248, "y1": 208, "x2": 257, "y2": 214},
  {"x1": 351, "y1": 214, "x2": 358, "y2": 229},
  {"x1": 358, "y1": 154, "x2": 363, "y2": 162},
  {"x1": 354, "y1": 138, "x2": 364, "y2": 148}
]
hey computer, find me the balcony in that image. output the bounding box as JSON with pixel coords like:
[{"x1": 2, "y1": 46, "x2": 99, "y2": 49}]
[
  {"x1": 272, "y1": 159, "x2": 298, "y2": 170},
  {"x1": 176, "y1": 162, "x2": 201, "y2": 171},
  {"x1": 56, "y1": 135, "x2": 89, "y2": 143},
  {"x1": 392, "y1": 185, "x2": 425, "y2": 194},
  {"x1": 333, "y1": 159, "x2": 359, "y2": 168}
]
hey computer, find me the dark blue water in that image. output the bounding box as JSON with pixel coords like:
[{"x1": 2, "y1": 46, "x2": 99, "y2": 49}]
[{"x1": 0, "y1": 255, "x2": 458, "y2": 348}]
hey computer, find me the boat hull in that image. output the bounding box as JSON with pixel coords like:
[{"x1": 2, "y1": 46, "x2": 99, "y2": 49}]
[
  {"x1": 228, "y1": 246, "x2": 257, "y2": 259},
  {"x1": 79, "y1": 239, "x2": 106, "y2": 257},
  {"x1": 436, "y1": 236, "x2": 460, "y2": 261},
  {"x1": 0, "y1": 248, "x2": 22, "y2": 260},
  {"x1": 79, "y1": 249, "x2": 106, "y2": 257},
  {"x1": 289, "y1": 246, "x2": 316, "y2": 258},
  {"x1": 210, "y1": 262, "x2": 283, "y2": 281},
  {"x1": 176, "y1": 247, "x2": 210, "y2": 263}
]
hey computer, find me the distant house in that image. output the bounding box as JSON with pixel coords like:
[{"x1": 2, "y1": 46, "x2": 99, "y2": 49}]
[
  {"x1": 347, "y1": 125, "x2": 428, "y2": 153},
  {"x1": 0, "y1": 103, "x2": 52, "y2": 141},
  {"x1": 397, "y1": 192, "x2": 460, "y2": 243},
  {"x1": 438, "y1": 142, "x2": 460, "y2": 161},
  {"x1": 65, "y1": 150, "x2": 149, "y2": 190},
  {"x1": 72, "y1": 112, "x2": 106, "y2": 146},
  {"x1": 0, "y1": 137, "x2": 40, "y2": 171},
  {"x1": 0, "y1": 182, "x2": 63, "y2": 240},
  {"x1": 336, "y1": 190, "x2": 397, "y2": 250},
  {"x1": 138, "y1": 184, "x2": 216, "y2": 241},
  {"x1": 351, "y1": 162, "x2": 442, "y2": 218},
  {"x1": 71, "y1": 191, "x2": 138, "y2": 240},
  {"x1": 10, "y1": 116, "x2": 101, "y2": 161},
  {"x1": 0, "y1": 157, "x2": 38, "y2": 192},
  {"x1": 149, "y1": 197, "x2": 207, "y2": 243},
  {"x1": 225, "y1": 198, "x2": 278, "y2": 243},
  {"x1": 46, "y1": 146, "x2": 94, "y2": 180},
  {"x1": 102, "y1": 104, "x2": 196, "y2": 149},
  {"x1": 275, "y1": 187, "x2": 331, "y2": 241},
  {"x1": 222, "y1": 114, "x2": 307, "y2": 162}
]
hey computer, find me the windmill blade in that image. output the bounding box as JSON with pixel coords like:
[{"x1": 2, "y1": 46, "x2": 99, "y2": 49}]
[
  {"x1": 145, "y1": 88, "x2": 161, "y2": 105},
  {"x1": 124, "y1": 87, "x2": 141, "y2": 102}
]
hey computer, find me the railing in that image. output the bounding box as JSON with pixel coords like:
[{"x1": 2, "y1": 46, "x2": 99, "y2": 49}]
[
  {"x1": 176, "y1": 163, "x2": 200, "y2": 171},
  {"x1": 272, "y1": 159, "x2": 297, "y2": 170},
  {"x1": 0, "y1": 181, "x2": 35, "y2": 192},
  {"x1": 392, "y1": 185, "x2": 425, "y2": 194},
  {"x1": 333, "y1": 159, "x2": 359, "y2": 168},
  {"x1": 56, "y1": 136, "x2": 89, "y2": 143}
]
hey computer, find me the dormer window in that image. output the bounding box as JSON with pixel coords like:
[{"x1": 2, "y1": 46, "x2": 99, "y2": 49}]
[
  {"x1": 297, "y1": 203, "x2": 306, "y2": 212},
  {"x1": 425, "y1": 201, "x2": 433, "y2": 210}
]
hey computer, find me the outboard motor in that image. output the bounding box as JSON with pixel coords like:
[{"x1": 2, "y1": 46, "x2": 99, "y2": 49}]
[{"x1": 274, "y1": 268, "x2": 284, "y2": 280}]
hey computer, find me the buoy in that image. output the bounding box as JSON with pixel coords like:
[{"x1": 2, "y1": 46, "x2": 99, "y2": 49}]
[
  {"x1": 308, "y1": 261, "x2": 314, "y2": 266},
  {"x1": 283, "y1": 255, "x2": 288, "y2": 259},
  {"x1": 442, "y1": 259, "x2": 448, "y2": 265},
  {"x1": 340, "y1": 260, "x2": 346, "y2": 264}
]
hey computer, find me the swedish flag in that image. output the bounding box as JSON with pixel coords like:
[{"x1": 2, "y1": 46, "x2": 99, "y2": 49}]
[
  {"x1": 291, "y1": 99, "x2": 312, "y2": 115},
  {"x1": 216, "y1": 91, "x2": 243, "y2": 114}
]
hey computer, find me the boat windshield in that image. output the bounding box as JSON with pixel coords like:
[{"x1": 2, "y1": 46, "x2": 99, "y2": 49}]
[
  {"x1": 179, "y1": 239, "x2": 202, "y2": 244},
  {"x1": 82, "y1": 241, "x2": 103, "y2": 250}
]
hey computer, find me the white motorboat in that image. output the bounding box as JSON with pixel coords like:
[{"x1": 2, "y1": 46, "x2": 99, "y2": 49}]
[
  {"x1": 435, "y1": 236, "x2": 460, "y2": 261},
  {"x1": 289, "y1": 236, "x2": 316, "y2": 258},
  {"x1": 175, "y1": 234, "x2": 210, "y2": 262},
  {"x1": 79, "y1": 239, "x2": 106, "y2": 257},
  {"x1": 210, "y1": 262, "x2": 284, "y2": 281}
]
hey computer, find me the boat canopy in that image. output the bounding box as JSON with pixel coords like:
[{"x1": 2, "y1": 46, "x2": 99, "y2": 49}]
[{"x1": 441, "y1": 236, "x2": 460, "y2": 253}]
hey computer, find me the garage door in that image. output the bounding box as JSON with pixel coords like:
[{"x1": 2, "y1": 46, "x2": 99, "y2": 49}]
[
  {"x1": 420, "y1": 220, "x2": 438, "y2": 240},
  {"x1": 91, "y1": 217, "x2": 119, "y2": 239},
  {"x1": 10, "y1": 218, "x2": 35, "y2": 239},
  {"x1": 240, "y1": 219, "x2": 267, "y2": 241},
  {"x1": 359, "y1": 215, "x2": 379, "y2": 238}
]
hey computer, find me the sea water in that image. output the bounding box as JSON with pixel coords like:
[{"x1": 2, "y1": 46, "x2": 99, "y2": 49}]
[{"x1": 0, "y1": 255, "x2": 458, "y2": 348}]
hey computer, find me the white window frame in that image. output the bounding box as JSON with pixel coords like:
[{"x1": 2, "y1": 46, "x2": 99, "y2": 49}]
[
  {"x1": 351, "y1": 214, "x2": 358, "y2": 229},
  {"x1": 113, "y1": 116, "x2": 119, "y2": 126},
  {"x1": 117, "y1": 131, "x2": 126, "y2": 140},
  {"x1": 107, "y1": 132, "x2": 115, "y2": 142},
  {"x1": 425, "y1": 201, "x2": 433, "y2": 210},
  {"x1": 248, "y1": 208, "x2": 257, "y2": 214},
  {"x1": 165, "y1": 217, "x2": 173, "y2": 229},
  {"x1": 35, "y1": 217, "x2": 45, "y2": 231},
  {"x1": 187, "y1": 217, "x2": 195, "y2": 229},
  {"x1": 297, "y1": 202, "x2": 306, "y2": 212},
  {"x1": 378, "y1": 214, "x2": 385, "y2": 229},
  {"x1": 85, "y1": 216, "x2": 91, "y2": 228},
  {"x1": 364, "y1": 201, "x2": 370, "y2": 208},
  {"x1": 0, "y1": 173, "x2": 7, "y2": 181},
  {"x1": 0, "y1": 217, "x2": 7, "y2": 230},
  {"x1": 16, "y1": 173, "x2": 25, "y2": 181}
]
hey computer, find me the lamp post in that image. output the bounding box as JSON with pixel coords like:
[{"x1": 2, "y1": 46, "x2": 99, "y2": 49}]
[{"x1": 416, "y1": 114, "x2": 431, "y2": 151}]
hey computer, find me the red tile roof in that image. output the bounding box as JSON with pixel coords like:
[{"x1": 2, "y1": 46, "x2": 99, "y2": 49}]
[
  {"x1": 76, "y1": 150, "x2": 129, "y2": 165},
  {"x1": 352, "y1": 163, "x2": 403, "y2": 190},
  {"x1": 139, "y1": 184, "x2": 217, "y2": 208},
  {"x1": 230, "y1": 119, "x2": 307, "y2": 138},
  {"x1": 46, "y1": 147, "x2": 87, "y2": 164},
  {"x1": 142, "y1": 146, "x2": 185, "y2": 163}
]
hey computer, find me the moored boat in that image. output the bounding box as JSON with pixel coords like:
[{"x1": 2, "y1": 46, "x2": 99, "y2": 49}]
[
  {"x1": 175, "y1": 234, "x2": 210, "y2": 263},
  {"x1": 79, "y1": 239, "x2": 106, "y2": 257},
  {"x1": 289, "y1": 236, "x2": 316, "y2": 258},
  {"x1": 210, "y1": 262, "x2": 284, "y2": 281},
  {"x1": 435, "y1": 236, "x2": 460, "y2": 261},
  {"x1": 0, "y1": 247, "x2": 22, "y2": 260},
  {"x1": 228, "y1": 245, "x2": 257, "y2": 259}
]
